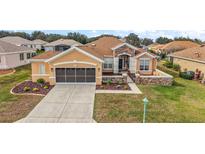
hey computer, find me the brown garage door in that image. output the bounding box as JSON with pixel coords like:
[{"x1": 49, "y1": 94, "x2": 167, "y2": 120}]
[{"x1": 56, "y1": 68, "x2": 95, "y2": 83}]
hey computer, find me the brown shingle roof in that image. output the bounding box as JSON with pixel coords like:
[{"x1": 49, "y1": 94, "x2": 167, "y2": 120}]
[
  {"x1": 170, "y1": 46, "x2": 205, "y2": 62},
  {"x1": 78, "y1": 46, "x2": 104, "y2": 59},
  {"x1": 0, "y1": 40, "x2": 33, "y2": 53},
  {"x1": 85, "y1": 36, "x2": 123, "y2": 56},
  {"x1": 31, "y1": 36, "x2": 146, "y2": 61},
  {"x1": 32, "y1": 51, "x2": 61, "y2": 59},
  {"x1": 161, "y1": 41, "x2": 200, "y2": 53}
]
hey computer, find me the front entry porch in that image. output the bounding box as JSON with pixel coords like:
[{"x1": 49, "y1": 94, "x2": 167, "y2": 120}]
[{"x1": 119, "y1": 55, "x2": 129, "y2": 72}]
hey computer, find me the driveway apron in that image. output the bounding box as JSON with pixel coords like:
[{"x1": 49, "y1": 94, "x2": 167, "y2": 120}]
[{"x1": 23, "y1": 84, "x2": 96, "y2": 123}]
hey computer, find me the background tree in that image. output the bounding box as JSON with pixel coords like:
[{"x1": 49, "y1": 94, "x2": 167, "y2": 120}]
[
  {"x1": 0, "y1": 31, "x2": 10, "y2": 38},
  {"x1": 13, "y1": 32, "x2": 31, "y2": 40},
  {"x1": 31, "y1": 31, "x2": 47, "y2": 40},
  {"x1": 174, "y1": 36, "x2": 202, "y2": 44},
  {"x1": 193, "y1": 38, "x2": 203, "y2": 44},
  {"x1": 125, "y1": 33, "x2": 141, "y2": 47},
  {"x1": 67, "y1": 32, "x2": 88, "y2": 44},
  {"x1": 46, "y1": 34, "x2": 65, "y2": 42},
  {"x1": 155, "y1": 37, "x2": 173, "y2": 44},
  {"x1": 141, "y1": 38, "x2": 153, "y2": 46}
]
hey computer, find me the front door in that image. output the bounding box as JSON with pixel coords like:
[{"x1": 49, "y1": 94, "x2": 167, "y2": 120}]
[
  {"x1": 119, "y1": 55, "x2": 129, "y2": 71},
  {"x1": 119, "y1": 59, "x2": 123, "y2": 70}
]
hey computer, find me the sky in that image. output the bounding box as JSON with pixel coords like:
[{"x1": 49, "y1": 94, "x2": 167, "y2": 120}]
[{"x1": 16, "y1": 30, "x2": 205, "y2": 41}]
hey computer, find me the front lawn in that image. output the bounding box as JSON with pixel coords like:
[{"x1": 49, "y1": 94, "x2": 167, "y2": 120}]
[
  {"x1": 0, "y1": 65, "x2": 43, "y2": 122},
  {"x1": 94, "y1": 75, "x2": 205, "y2": 123}
]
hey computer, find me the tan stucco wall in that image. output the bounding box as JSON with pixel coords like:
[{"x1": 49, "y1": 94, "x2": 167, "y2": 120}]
[
  {"x1": 31, "y1": 49, "x2": 102, "y2": 85},
  {"x1": 136, "y1": 54, "x2": 157, "y2": 75},
  {"x1": 173, "y1": 57, "x2": 205, "y2": 74},
  {"x1": 31, "y1": 62, "x2": 50, "y2": 82}
]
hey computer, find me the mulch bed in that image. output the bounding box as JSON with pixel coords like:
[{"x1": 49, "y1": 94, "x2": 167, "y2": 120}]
[
  {"x1": 12, "y1": 81, "x2": 54, "y2": 95},
  {"x1": 0, "y1": 69, "x2": 14, "y2": 75},
  {"x1": 96, "y1": 83, "x2": 131, "y2": 90}
]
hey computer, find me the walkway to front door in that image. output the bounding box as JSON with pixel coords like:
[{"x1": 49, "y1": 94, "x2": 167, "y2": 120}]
[{"x1": 21, "y1": 84, "x2": 96, "y2": 123}]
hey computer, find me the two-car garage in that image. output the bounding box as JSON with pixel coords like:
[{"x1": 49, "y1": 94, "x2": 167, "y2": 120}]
[{"x1": 55, "y1": 68, "x2": 96, "y2": 83}]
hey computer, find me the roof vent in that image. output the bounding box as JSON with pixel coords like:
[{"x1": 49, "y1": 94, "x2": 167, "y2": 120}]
[{"x1": 194, "y1": 52, "x2": 200, "y2": 57}]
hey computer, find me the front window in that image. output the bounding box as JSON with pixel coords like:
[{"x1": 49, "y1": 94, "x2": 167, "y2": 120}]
[
  {"x1": 103, "y1": 58, "x2": 113, "y2": 70},
  {"x1": 140, "y1": 59, "x2": 150, "y2": 71},
  {"x1": 20, "y1": 53, "x2": 24, "y2": 61},
  {"x1": 27, "y1": 53, "x2": 31, "y2": 59},
  {"x1": 39, "y1": 64, "x2": 45, "y2": 74}
]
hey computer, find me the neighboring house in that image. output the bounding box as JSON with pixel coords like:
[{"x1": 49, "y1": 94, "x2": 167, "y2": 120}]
[
  {"x1": 0, "y1": 36, "x2": 32, "y2": 47},
  {"x1": 159, "y1": 41, "x2": 200, "y2": 54},
  {"x1": 168, "y1": 45, "x2": 205, "y2": 75},
  {"x1": 25, "y1": 39, "x2": 48, "y2": 50},
  {"x1": 0, "y1": 40, "x2": 36, "y2": 69},
  {"x1": 30, "y1": 36, "x2": 157, "y2": 85},
  {"x1": 44, "y1": 39, "x2": 82, "y2": 51},
  {"x1": 148, "y1": 43, "x2": 164, "y2": 53},
  {"x1": 149, "y1": 41, "x2": 200, "y2": 54}
]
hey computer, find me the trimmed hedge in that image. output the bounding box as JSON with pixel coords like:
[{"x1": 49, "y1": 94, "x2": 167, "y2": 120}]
[
  {"x1": 179, "y1": 71, "x2": 195, "y2": 80},
  {"x1": 173, "y1": 64, "x2": 181, "y2": 71},
  {"x1": 37, "y1": 78, "x2": 45, "y2": 84},
  {"x1": 163, "y1": 61, "x2": 173, "y2": 68},
  {"x1": 157, "y1": 65, "x2": 179, "y2": 77}
]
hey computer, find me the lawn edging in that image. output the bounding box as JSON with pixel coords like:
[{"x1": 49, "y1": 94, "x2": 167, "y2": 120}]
[
  {"x1": 0, "y1": 69, "x2": 16, "y2": 77},
  {"x1": 10, "y1": 80, "x2": 49, "y2": 97}
]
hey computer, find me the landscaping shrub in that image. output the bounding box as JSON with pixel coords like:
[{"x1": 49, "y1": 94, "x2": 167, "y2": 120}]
[
  {"x1": 32, "y1": 88, "x2": 39, "y2": 92},
  {"x1": 36, "y1": 50, "x2": 45, "y2": 55},
  {"x1": 173, "y1": 64, "x2": 181, "y2": 71},
  {"x1": 43, "y1": 85, "x2": 49, "y2": 89},
  {"x1": 179, "y1": 71, "x2": 194, "y2": 80},
  {"x1": 157, "y1": 65, "x2": 179, "y2": 77},
  {"x1": 23, "y1": 86, "x2": 31, "y2": 92},
  {"x1": 106, "y1": 79, "x2": 112, "y2": 85},
  {"x1": 37, "y1": 78, "x2": 45, "y2": 84},
  {"x1": 163, "y1": 60, "x2": 173, "y2": 68}
]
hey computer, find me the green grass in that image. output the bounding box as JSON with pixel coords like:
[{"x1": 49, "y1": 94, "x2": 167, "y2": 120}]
[
  {"x1": 0, "y1": 65, "x2": 31, "y2": 103},
  {"x1": 0, "y1": 65, "x2": 43, "y2": 122},
  {"x1": 94, "y1": 71, "x2": 205, "y2": 123}
]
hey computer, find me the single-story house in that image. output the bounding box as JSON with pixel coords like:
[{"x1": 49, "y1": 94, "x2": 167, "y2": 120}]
[
  {"x1": 30, "y1": 36, "x2": 157, "y2": 85},
  {"x1": 44, "y1": 39, "x2": 82, "y2": 52},
  {"x1": 158, "y1": 41, "x2": 200, "y2": 54},
  {"x1": 0, "y1": 40, "x2": 36, "y2": 69},
  {"x1": 25, "y1": 39, "x2": 48, "y2": 50},
  {"x1": 168, "y1": 45, "x2": 205, "y2": 75}
]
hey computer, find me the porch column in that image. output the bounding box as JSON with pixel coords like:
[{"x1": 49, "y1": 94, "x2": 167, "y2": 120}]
[
  {"x1": 129, "y1": 57, "x2": 136, "y2": 73},
  {"x1": 113, "y1": 57, "x2": 119, "y2": 74}
]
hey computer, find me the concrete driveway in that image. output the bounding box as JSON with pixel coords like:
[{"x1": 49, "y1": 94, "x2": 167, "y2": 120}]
[{"x1": 22, "y1": 84, "x2": 96, "y2": 123}]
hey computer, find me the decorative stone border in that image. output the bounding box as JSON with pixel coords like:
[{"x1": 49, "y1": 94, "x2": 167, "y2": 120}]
[
  {"x1": 135, "y1": 69, "x2": 173, "y2": 86},
  {"x1": 0, "y1": 69, "x2": 16, "y2": 77},
  {"x1": 102, "y1": 74, "x2": 127, "y2": 84},
  {"x1": 10, "y1": 80, "x2": 47, "y2": 97}
]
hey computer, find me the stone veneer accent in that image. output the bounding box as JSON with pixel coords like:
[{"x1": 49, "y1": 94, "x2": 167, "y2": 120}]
[
  {"x1": 134, "y1": 69, "x2": 173, "y2": 86},
  {"x1": 102, "y1": 75, "x2": 127, "y2": 84}
]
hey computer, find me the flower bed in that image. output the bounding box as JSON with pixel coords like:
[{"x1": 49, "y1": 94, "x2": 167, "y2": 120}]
[
  {"x1": 96, "y1": 83, "x2": 131, "y2": 90},
  {"x1": 12, "y1": 81, "x2": 54, "y2": 95}
]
